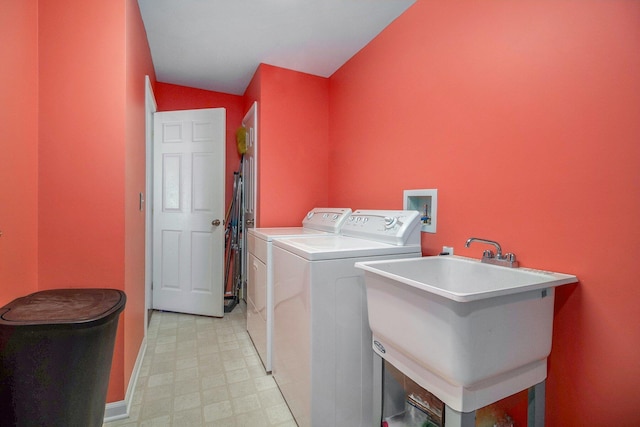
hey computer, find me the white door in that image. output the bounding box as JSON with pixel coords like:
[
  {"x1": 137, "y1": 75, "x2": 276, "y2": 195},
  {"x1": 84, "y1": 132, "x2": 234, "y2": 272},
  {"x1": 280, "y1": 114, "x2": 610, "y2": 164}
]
[
  {"x1": 153, "y1": 108, "x2": 226, "y2": 317},
  {"x1": 241, "y1": 102, "x2": 258, "y2": 300}
]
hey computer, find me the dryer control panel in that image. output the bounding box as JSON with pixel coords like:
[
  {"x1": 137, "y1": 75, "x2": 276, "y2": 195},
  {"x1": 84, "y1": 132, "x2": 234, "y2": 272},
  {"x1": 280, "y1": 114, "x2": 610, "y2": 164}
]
[
  {"x1": 342, "y1": 210, "x2": 421, "y2": 246},
  {"x1": 301, "y1": 207, "x2": 352, "y2": 233}
]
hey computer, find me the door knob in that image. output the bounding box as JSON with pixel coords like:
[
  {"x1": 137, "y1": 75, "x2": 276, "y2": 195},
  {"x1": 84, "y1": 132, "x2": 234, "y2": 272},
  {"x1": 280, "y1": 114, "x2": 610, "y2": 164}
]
[
  {"x1": 212, "y1": 219, "x2": 221, "y2": 226},
  {"x1": 246, "y1": 218, "x2": 255, "y2": 226}
]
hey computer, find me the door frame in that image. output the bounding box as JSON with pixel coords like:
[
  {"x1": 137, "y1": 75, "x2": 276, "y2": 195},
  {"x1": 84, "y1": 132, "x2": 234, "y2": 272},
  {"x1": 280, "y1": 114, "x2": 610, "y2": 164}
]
[
  {"x1": 144, "y1": 75, "x2": 157, "y2": 335},
  {"x1": 241, "y1": 102, "x2": 258, "y2": 301}
]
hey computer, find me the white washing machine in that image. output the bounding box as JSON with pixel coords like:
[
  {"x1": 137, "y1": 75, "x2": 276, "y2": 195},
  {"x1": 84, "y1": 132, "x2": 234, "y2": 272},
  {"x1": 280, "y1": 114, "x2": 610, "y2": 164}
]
[
  {"x1": 271, "y1": 210, "x2": 422, "y2": 427},
  {"x1": 246, "y1": 207, "x2": 352, "y2": 373}
]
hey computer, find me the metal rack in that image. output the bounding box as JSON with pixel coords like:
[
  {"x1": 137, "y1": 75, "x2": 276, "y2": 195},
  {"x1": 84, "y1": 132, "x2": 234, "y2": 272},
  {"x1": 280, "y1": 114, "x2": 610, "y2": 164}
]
[
  {"x1": 224, "y1": 170, "x2": 243, "y2": 313},
  {"x1": 375, "y1": 355, "x2": 545, "y2": 427}
]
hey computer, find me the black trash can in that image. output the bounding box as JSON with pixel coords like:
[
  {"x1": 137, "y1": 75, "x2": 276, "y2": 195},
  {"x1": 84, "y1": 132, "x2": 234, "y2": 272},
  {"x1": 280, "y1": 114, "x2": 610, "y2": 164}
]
[{"x1": 0, "y1": 288, "x2": 126, "y2": 427}]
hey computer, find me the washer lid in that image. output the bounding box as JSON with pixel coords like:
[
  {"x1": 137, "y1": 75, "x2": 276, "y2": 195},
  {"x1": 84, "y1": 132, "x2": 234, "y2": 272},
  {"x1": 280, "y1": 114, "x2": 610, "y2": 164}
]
[
  {"x1": 248, "y1": 227, "x2": 327, "y2": 241},
  {"x1": 0, "y1": 289, "x2": 126, "y2": 326},
  {"x1": 273, "y1": 235, "x2": 421, "y2": 261}
]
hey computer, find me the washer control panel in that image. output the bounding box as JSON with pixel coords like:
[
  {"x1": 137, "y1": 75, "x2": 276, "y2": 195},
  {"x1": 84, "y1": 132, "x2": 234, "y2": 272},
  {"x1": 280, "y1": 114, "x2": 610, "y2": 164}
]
[
  {"x1": 302, "y1": 208, "x2": 352, "y2": 233},
  {"x1": 342, "y1": 210, "x2": 421, "y2": 245}
]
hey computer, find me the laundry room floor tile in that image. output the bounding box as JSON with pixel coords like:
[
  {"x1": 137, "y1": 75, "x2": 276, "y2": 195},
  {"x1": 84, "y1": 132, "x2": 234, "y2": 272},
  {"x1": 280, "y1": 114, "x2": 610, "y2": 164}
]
[{"x1": 103, "y1": 303, "x2": 295, "y2": 427}]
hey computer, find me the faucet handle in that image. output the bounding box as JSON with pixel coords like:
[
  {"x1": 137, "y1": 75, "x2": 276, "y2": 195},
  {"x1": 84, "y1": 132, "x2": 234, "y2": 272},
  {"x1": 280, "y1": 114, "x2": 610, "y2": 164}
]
[
  {"x1": 505, "y1": 253, "x2": 517, "y2": 262},
  {"x1": 482, "y1": 249, "x2": 495, "y2": 259}
]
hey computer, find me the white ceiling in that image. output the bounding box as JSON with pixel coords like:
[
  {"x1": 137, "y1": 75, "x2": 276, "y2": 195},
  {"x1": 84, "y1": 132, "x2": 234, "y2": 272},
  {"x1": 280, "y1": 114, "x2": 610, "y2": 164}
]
[{"x1": 137, "y1": 0, "x2": 416, "y2": 95}]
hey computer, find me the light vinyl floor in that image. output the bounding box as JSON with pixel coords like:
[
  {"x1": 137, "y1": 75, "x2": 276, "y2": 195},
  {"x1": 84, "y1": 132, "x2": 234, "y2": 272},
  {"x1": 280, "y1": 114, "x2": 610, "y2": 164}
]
[{"x1": 104, "y1": 303, "x2": 296, "y2": 427}]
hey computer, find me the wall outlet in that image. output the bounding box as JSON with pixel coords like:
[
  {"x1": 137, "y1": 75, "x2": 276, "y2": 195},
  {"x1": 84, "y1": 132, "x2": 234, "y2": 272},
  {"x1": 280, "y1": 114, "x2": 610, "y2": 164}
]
[{"x1": 443, "y1": 246, "x2": 454, "y2": 255}]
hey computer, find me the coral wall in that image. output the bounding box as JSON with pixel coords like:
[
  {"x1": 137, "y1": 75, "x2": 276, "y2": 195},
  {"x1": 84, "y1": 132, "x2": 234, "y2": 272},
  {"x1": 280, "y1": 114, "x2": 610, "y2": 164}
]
[
  {"x1": 245, "y1": 64, "x2": 330, "y2": 227},
  {"x1": 38, "y1": 0, "x2": 126, "y2": 294},
  {"x1": 329, "y1": 1, "x2": 640, "y2": 424},
  {"x1": 38, "y1": 0, "x2": 155, "y2": 402},
  {"x1": 124, "y1": 0, "x2": 156, "y2": 394},
  {"x1": 0, "y1": 0, "x2": 39, "y2": 304}
]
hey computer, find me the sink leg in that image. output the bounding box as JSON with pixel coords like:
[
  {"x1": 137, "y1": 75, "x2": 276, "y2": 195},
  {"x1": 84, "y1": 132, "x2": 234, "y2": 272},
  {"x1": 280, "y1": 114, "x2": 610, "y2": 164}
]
[
  {"x1": 373, "y1": 353, "x2": 383, "y2": 425},
  {"x1": 528, "y1": 380, "x2": 545, "y2": 427},
  {"x1": 444, "y1": 406, "x2": 475, "y2": 427}
]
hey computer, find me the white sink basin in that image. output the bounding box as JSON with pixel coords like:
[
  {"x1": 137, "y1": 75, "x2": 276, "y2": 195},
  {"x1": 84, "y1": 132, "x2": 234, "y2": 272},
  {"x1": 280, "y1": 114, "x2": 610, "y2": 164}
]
[
  {"x1": 355, "y1": 255, "x2": 578, "y2": 413},
  {"x1": 357, "y1": 254, "x2": 577, "y2": 302}
]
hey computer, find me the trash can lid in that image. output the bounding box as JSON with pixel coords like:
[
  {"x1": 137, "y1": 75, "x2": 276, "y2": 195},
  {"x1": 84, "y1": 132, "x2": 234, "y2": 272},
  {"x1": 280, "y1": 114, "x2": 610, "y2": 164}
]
[{"x1": 0, "y1": 289, "x2": 126, "y2": 325}]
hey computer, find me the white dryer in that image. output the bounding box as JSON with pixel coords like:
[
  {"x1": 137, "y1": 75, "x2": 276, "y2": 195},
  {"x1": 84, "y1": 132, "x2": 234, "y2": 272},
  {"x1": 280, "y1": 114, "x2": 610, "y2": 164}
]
[
  {"x1": 271, "y1": 210, "x2": 422, "y2": 427},
  {"x1": 246, "y1": 207, "x2": 352, "y2": 373}
]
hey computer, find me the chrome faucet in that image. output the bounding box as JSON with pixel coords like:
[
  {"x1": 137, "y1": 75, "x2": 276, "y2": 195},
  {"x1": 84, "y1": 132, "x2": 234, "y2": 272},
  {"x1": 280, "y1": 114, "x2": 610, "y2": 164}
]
[{"x1": 465, "y1": 237, "x2": 519, "y2": 268}]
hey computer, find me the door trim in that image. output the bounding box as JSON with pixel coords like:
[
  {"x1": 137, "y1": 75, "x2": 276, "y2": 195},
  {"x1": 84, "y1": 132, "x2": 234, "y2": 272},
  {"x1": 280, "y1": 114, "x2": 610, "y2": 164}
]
[
  {"x1": 241, "y1": 102, "x2": 258, "y2": 301},
  {"x1": 144, "y1": 75, "x2": 157, "y2": 334}
]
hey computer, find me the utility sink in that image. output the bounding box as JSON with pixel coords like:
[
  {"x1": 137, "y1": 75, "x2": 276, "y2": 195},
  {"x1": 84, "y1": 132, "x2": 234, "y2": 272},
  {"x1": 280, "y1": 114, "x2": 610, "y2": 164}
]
[{"x1": 355, "y1": 255, "x2": 578, "y2": 413}]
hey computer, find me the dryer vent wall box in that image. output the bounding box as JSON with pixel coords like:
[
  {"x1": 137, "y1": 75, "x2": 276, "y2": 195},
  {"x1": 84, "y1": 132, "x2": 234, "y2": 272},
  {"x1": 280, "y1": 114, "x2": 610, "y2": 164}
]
[{"x1": 404, "y1": 189, "x2": 437, "y2": 233}]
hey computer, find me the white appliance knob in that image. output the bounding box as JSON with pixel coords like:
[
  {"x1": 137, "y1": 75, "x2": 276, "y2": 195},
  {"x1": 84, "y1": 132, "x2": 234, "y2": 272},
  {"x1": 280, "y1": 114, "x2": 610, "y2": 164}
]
[
  {"x1": 332, "y1": 214, "x2": 339, "y2": 220},
  {"x1": 307, "y1": 211, "x2": 314, "y2": 219},
  {"x1": 384, "y1": 216, "x2": 398, "y2": 228}
]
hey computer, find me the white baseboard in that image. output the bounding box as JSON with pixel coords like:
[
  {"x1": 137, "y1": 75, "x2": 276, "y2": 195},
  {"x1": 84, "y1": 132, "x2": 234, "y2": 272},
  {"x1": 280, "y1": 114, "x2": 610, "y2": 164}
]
[
  {"x1": 104, "y1": 399, "x2": 128, "y2": 422},
  {"x1": 103, "y1": 336, "x2": 147, "y2": 423}
]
